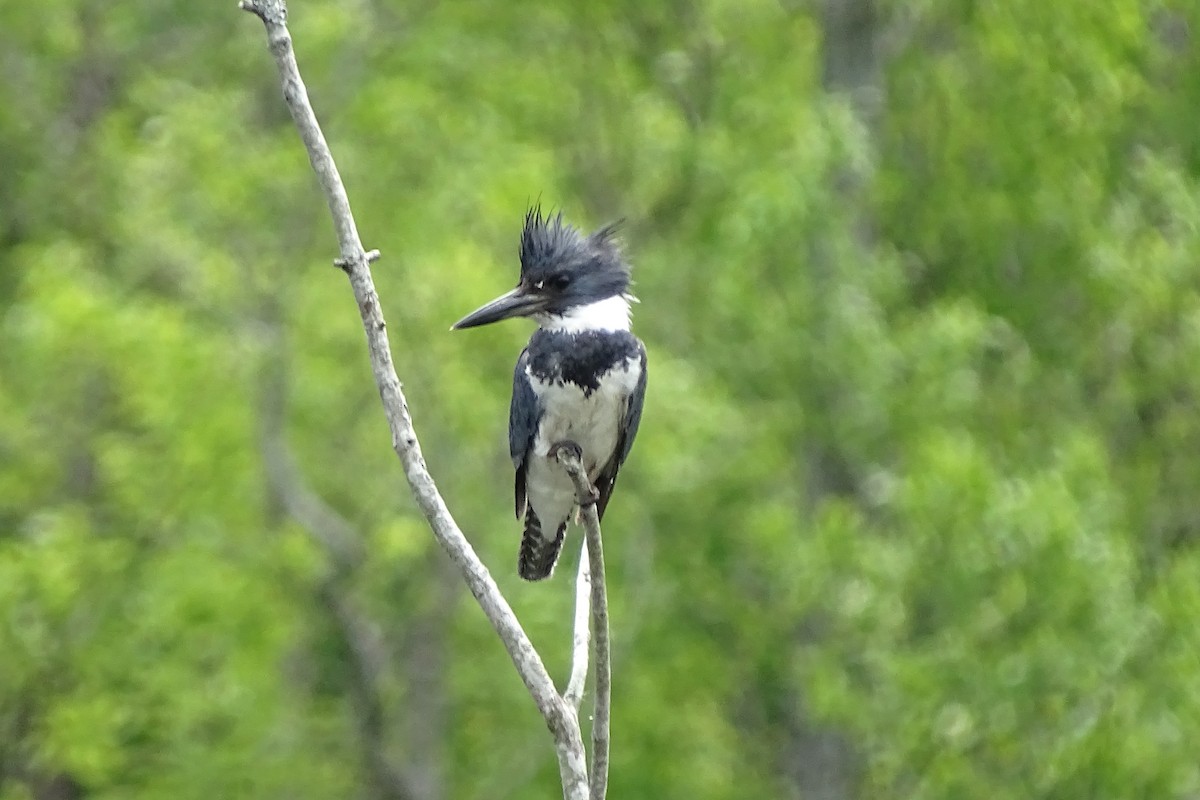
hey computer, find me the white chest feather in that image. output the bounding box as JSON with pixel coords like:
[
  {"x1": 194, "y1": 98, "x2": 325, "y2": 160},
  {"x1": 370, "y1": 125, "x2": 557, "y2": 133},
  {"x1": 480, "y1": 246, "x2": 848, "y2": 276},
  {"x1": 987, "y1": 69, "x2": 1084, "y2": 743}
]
[
  {"x1": 529, "y1": 358, "x2": 640, "y2": 470},
  {"x1": 523, "y1": 357, "x2": 641, "y2": 529}
]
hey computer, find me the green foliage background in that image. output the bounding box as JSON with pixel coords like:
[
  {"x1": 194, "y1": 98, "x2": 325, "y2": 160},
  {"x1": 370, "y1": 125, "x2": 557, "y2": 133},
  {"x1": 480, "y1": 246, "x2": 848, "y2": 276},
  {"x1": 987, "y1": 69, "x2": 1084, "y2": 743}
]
[{"x1": 3, "y1": 1, "x2": 1200, "y2": 798}]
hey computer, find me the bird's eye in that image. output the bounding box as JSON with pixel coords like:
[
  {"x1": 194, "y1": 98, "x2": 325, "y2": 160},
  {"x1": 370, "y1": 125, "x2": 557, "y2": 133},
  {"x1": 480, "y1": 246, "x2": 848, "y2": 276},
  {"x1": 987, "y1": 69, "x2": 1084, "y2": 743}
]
[{"x1": 549, "y1": 273, "x2": 571, "y2": 291}]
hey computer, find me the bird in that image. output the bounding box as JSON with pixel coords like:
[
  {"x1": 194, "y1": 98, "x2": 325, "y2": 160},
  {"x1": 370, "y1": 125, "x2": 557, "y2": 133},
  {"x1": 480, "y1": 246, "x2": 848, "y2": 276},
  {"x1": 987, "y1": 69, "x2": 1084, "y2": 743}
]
[{"x1": 453, "y1": 207, "x2": 648, "y2": 581}]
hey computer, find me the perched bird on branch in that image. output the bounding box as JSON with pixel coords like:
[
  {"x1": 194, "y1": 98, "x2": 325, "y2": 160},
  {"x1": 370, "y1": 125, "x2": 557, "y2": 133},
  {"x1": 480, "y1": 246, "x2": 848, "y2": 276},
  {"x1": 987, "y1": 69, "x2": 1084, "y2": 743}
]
[{"x1": 454, "y1": 208, "x2": 648, "y2": 580}]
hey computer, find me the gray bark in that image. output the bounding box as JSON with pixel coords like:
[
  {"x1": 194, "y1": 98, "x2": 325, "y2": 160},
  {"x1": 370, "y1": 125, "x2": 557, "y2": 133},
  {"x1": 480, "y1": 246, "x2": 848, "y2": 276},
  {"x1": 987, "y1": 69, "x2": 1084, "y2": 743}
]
[{"x1": 239, "y1": 3, "x2": 602, "y2": 797}]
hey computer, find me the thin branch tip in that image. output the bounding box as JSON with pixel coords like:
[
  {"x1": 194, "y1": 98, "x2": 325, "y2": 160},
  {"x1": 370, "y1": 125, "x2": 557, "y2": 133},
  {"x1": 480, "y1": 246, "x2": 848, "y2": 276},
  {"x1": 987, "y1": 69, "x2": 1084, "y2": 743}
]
[
  {"x1": 554, "y1": 443, "x2": 600, "y2": 507},
  {"x1": 552, "y1": 440, "x2": 611, "y2": 799},
  {"x1": 564, "y1": 543, "x2": 592, "y2": 712},
  {"x1": 239, "y1": 0, "x2": 287, "y2": 25}
]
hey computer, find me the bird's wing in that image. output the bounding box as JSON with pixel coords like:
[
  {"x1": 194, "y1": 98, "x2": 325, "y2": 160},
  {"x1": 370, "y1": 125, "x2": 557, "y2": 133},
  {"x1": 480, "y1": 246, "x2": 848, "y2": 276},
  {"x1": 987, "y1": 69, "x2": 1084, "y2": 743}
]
[
  {"x1": 509, "y1": 347, "x2": 541, "y2": 519},
  {"x1": 595, "y1": 340, "x2": 648, "y2": 521}
]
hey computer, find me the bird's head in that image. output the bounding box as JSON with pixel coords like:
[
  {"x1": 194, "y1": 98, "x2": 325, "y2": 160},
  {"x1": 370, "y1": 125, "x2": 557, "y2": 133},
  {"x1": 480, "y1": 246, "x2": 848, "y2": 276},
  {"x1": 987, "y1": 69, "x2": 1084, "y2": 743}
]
[{"x1": 453, "y1": 207, "x2": 631, "y2": 331}]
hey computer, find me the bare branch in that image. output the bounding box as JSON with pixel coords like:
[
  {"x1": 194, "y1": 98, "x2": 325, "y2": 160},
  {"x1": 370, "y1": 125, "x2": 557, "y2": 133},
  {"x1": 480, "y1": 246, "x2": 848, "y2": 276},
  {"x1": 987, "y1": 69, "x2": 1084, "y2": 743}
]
[
  {"x1": 554, "y1": 448, "x2": 611, "y2": 800},
  {"x1": 317, "y1": 581, "x2": 418, "y2": 800},
  {"x1": 255, "y1": 308, "x2": 366, "y2": 572},
  {"x1": 260, "y1": 426, "x2": 365, "y2": 572},
  {"x1": 255, "y1": 308, "x2": 417, "y2": 798},
  {"x1": 583, "y1": 521, "x2": 611, "y2": 800},
  {"x1": 563, "y1": 543, "x2": 592, "y2": 712},
  {"x1": 240, "y1": 2, "x2": 588, "y2": 796}
]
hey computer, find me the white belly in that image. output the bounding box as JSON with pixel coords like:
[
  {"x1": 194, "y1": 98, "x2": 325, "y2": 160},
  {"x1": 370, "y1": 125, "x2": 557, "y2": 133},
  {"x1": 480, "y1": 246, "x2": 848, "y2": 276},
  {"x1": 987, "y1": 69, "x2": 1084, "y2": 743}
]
[{"x1": 525, "y1": 359, "x2": 641, "y2": 530}]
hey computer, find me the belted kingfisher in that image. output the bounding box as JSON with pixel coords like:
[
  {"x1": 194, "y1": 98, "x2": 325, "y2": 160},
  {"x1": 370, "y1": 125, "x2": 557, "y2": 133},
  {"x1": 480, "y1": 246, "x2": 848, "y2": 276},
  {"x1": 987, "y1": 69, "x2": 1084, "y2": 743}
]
[{"x1": 453, "y1": 208, "x2": 648, "y2": 581}]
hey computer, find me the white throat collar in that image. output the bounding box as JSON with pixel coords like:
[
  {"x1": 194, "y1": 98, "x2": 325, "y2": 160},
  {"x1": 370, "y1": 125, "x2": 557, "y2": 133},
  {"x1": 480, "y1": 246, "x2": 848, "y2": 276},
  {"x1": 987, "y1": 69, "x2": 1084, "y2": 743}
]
[{"x1": 536, "y1": 294, "x2": 633, "y2": 333}]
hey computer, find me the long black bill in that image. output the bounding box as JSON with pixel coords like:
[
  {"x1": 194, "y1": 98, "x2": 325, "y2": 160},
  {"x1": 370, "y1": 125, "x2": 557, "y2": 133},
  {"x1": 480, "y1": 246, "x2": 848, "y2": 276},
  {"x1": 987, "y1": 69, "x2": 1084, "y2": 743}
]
[{"x1": 452, "y1": 287, "x2": 545, "y2": 330}]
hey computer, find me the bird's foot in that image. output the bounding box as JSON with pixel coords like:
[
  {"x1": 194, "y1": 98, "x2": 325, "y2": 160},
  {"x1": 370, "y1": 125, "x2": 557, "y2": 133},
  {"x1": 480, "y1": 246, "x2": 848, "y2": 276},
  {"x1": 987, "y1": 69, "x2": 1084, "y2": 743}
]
[
  {"x1": 552, "y1": 440, "x2": 583, "y2": 463},
  {"x1": 553, "y1": 441, "x2": 600, "y2": 506}
]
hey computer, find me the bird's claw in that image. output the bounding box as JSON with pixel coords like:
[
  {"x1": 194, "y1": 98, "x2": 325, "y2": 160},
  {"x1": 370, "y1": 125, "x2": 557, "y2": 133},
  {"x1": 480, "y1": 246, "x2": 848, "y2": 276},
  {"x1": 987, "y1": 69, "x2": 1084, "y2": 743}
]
[
  {"x1": 552, "y1": 441, "x2": 598, "y2": 505},
  {"x1": 553, "y1": 440, "x2": 584, "y2": 464}
]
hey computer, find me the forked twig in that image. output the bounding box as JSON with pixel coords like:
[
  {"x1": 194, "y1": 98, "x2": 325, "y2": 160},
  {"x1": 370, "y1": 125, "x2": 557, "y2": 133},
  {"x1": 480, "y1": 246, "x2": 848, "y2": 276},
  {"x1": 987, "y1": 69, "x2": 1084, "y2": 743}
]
[
  {"x1": 563, "y1": 543, "x2": 592, "y2": 712},
  {"x1": 555, "y1": 446, "x2": 611, "y2": 800},
  {"x1": 239, "y1": 2, "x2": 590, "y2": 796}
]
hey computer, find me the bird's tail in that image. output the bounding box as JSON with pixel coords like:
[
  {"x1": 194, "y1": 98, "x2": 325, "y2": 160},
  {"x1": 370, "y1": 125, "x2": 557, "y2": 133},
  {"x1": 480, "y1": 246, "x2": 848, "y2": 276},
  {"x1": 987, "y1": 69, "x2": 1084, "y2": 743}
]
[{"x1": 518, "y1": 507, "x2": 567, "y2": 581}]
